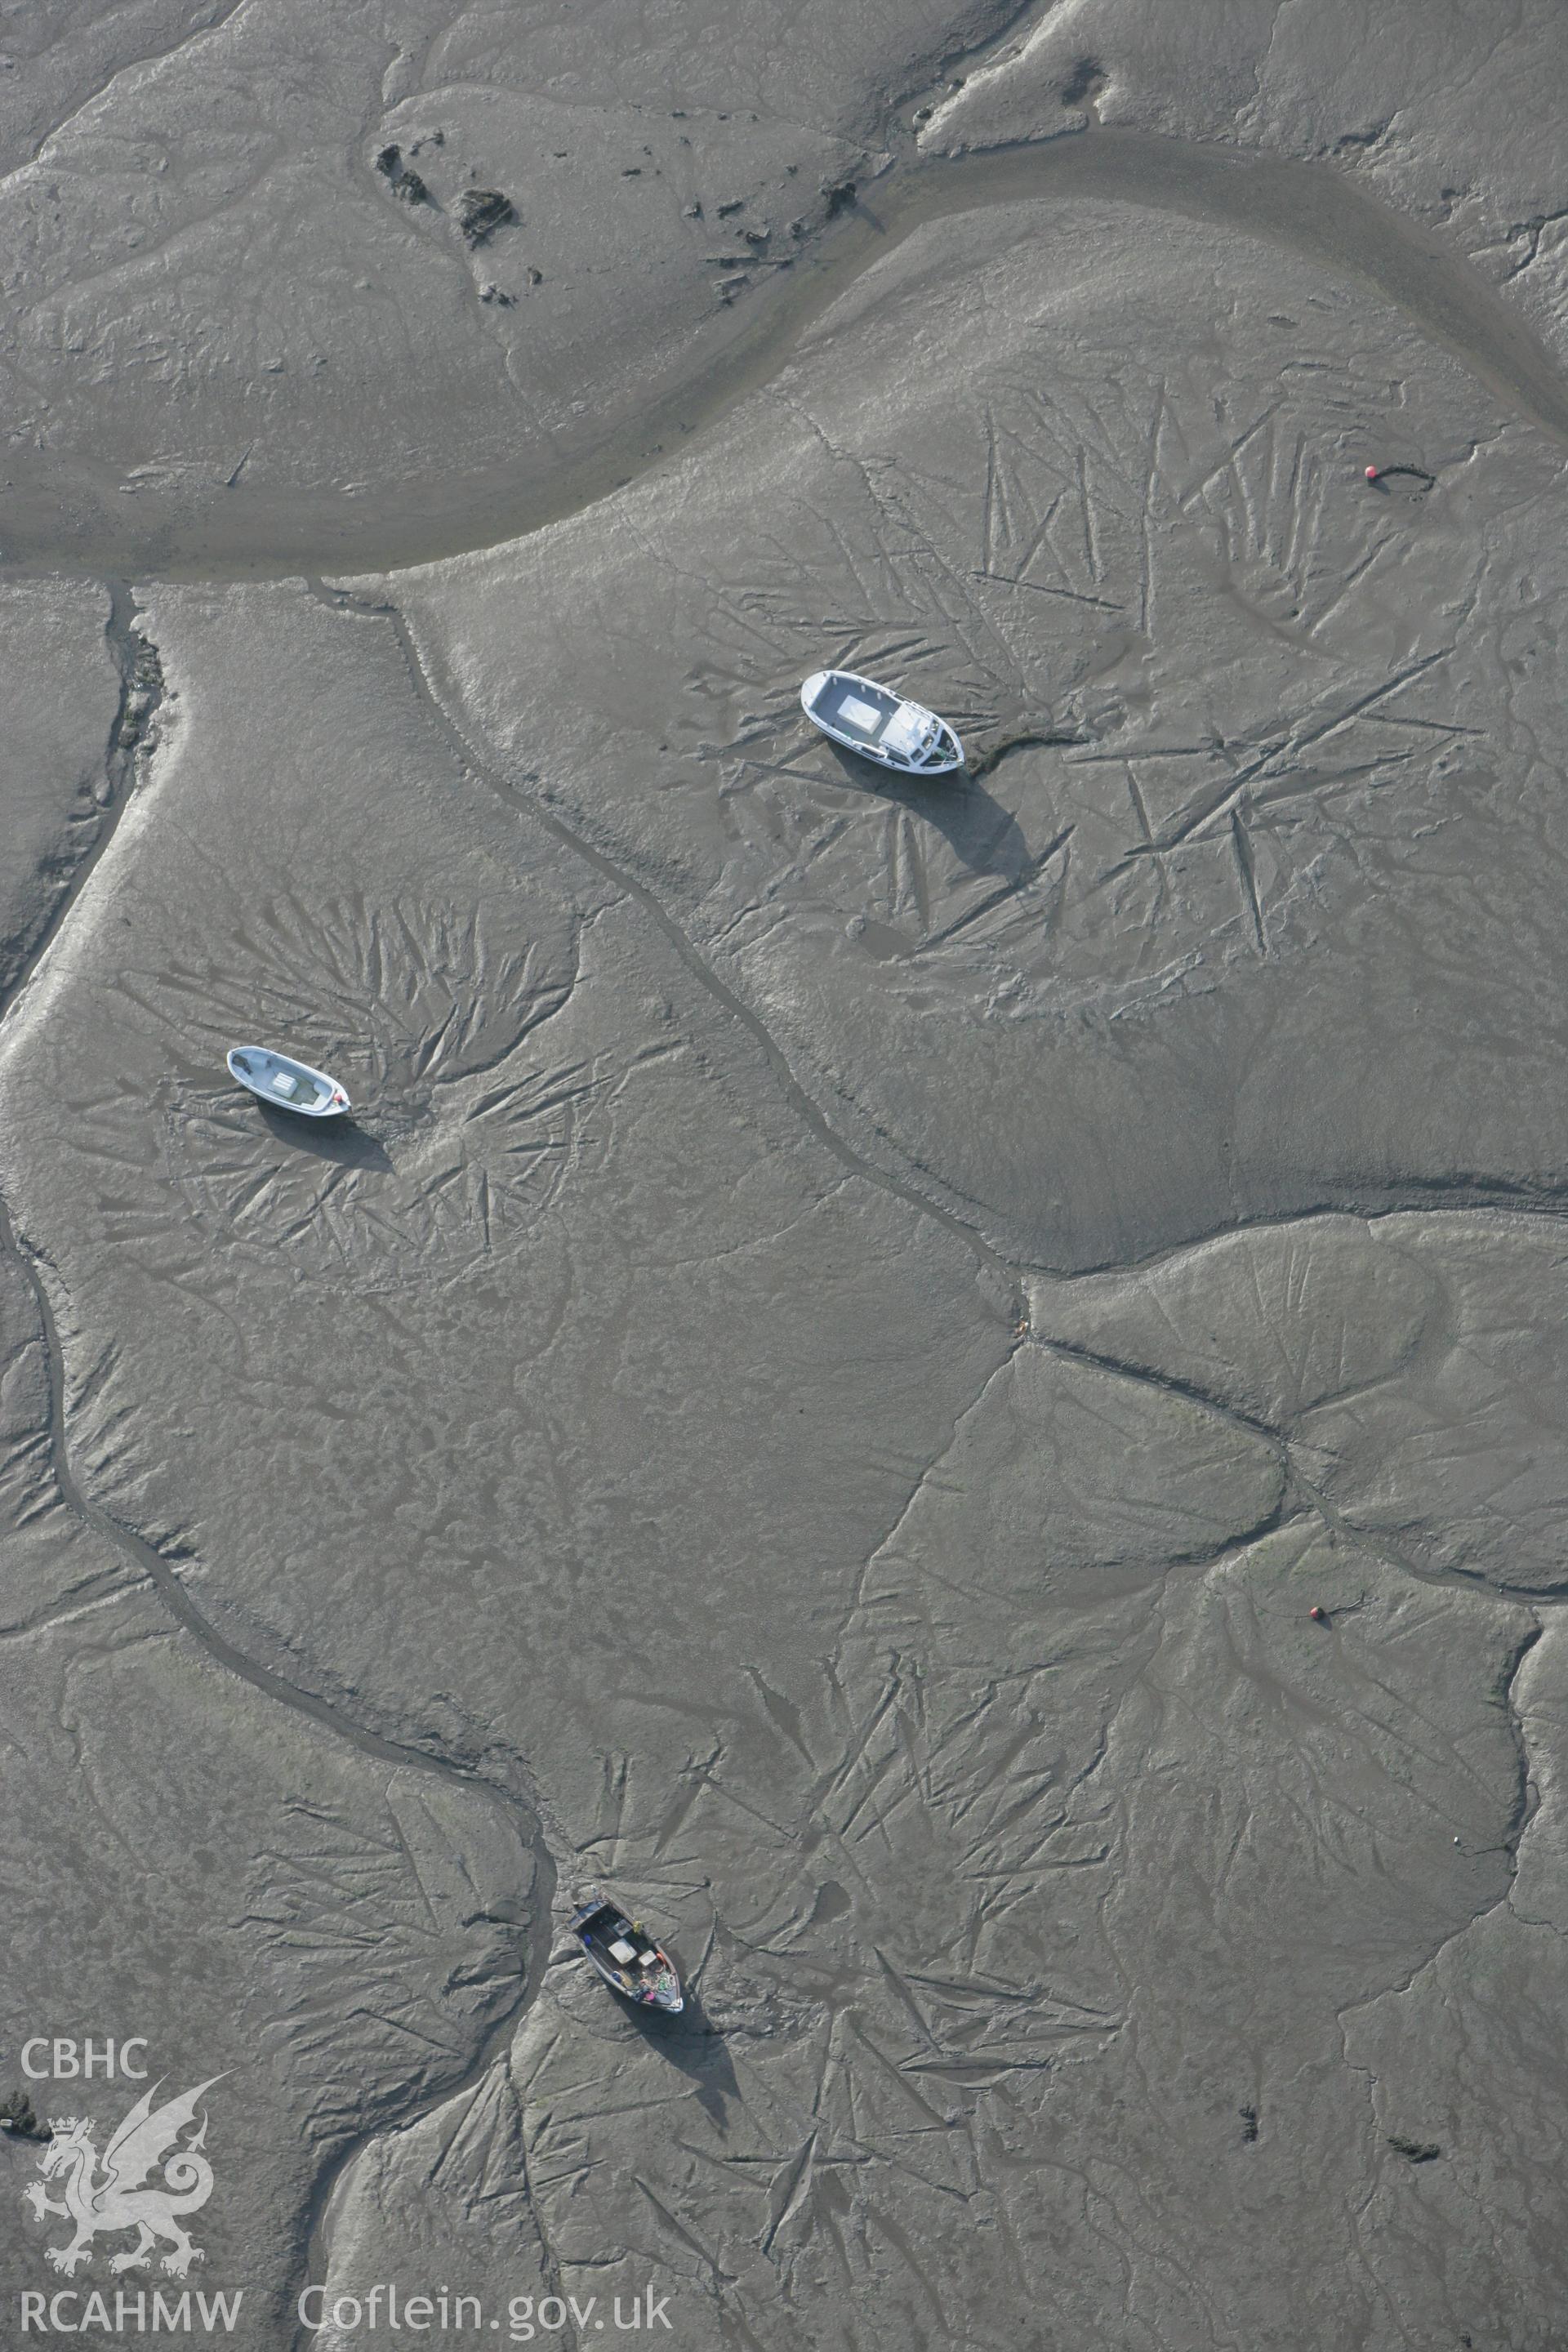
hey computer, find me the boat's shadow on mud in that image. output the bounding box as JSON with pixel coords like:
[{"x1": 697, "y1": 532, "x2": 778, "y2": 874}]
[
  {"x1": 621, "y1": 1986, "x2": 740, "y2": 2126},
  {"x1": 822, "y1": 741, "x2": 1038, "y2": 887},
  {"x1": 255, "y1": 1100, "x2": 394, "y2": 1173}
]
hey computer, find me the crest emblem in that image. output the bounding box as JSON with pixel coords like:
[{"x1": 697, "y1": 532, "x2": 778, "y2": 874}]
[{"x1": 21, "y1": 2078, "x2": 223, "y2": 2278}]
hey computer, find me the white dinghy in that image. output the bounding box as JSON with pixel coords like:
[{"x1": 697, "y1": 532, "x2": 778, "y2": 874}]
[
  {"x1": 227, "y1": 1045, "x2": 350, "y2": 1118},
  {"x1": 801, "y1": 668, "x2": 963, "y2": 776}
]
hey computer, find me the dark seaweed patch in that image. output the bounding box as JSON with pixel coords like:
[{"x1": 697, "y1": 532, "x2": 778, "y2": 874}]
[
  {"x1": 374, "y1": 144, "x2": 434, "y2": 207},
  {"x1": 0, "y1": 2091, "x2": 45, "y2": 2140},
  {"x1": 456, "y1": 189, "x2": 518, "y2": 247},
  {"x1": 1061, "y1": 59, "x2": 1107, "y2": 107},
  {"x1": 109, "y1": 632, "x2": 164, "y2": 763}
]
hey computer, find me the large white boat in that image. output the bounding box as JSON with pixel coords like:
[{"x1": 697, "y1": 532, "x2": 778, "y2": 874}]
[
  {"x1": 801, "y1": 668, "x2": 963, "y2": 775},
  {"x1": 227, "y1": 1045, "x2": 350, "y2": 1118}
]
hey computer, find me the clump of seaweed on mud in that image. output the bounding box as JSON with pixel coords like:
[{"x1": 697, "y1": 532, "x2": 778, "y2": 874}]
[
  {"x1": 372, "y1": 146, "x2": 520, "y2": 261},
  {"x1": 111, "y1": 633, "x2": 164, "y2": 760},
  {"x1": 1060, "y1": 57, "x2": 1107, "y2": 109},
  {"x1": 375, "y1": 145, "x2": 434, "y2": 207},
  {"x1": 456, "y1": 189, "x2": 519, "y2": 247},
  {"x1": 0, "y1": 2090, "x2": 47, "y2": 2140}
]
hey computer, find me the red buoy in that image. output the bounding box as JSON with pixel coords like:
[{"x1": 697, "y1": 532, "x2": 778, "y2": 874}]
[
  {"x1": 1310, "y1": 1606, "x2": 1328, "y2": 1622},
  {"x1": 1365, "y1": 466, "x2": 1379, "y2": 481}
]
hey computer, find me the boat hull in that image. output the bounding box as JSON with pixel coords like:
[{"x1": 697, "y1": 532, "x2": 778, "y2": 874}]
[
  {"x1": 582, "y1": 1948, "x2": 684, "y2": 2014},
  {"x1": 801, "y1": 668, "x2": 963, "y2": 776},
  {"x1": 572, "y1": 1899, "x2": 684, "y2": 2013},
  {"x1": 228, "y1": 1045, "x2": 350, "y2": 1118}
]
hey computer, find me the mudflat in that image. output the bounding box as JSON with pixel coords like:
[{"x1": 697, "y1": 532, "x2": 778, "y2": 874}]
[{"x1": 2, "y1": 6, "x2": 1566, "y2": 2348}]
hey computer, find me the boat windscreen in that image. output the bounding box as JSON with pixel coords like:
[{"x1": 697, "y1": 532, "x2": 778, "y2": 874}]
[{"x1": 882, "y1": 705, "x2": 931, "y2": 759}]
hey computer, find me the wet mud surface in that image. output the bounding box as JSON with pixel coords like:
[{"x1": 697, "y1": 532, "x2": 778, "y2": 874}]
[
  {"x1": 2, "y1": 7, "x2": 1568, "y2": 2350},
  {"x1": 6, "y1": 128, "x2": 1568, "y2": 580}
]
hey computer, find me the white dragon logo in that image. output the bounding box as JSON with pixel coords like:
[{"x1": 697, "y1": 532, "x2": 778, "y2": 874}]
[{"x1": 21, "y1": 2078, "x2": 224, "y2": 2278}]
